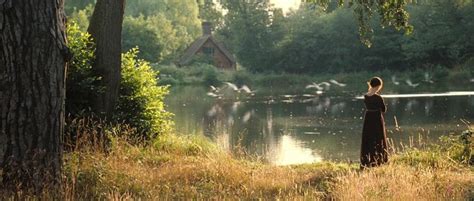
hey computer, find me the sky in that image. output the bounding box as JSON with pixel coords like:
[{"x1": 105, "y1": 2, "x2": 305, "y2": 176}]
[{"x1": 271, "y1": 0, "x2": 300, "y2": 13}]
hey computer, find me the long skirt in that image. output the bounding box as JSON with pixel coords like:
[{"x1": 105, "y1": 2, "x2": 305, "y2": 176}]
[{"x1": 360, "y1": 111, "x2": 388, "y2": 168}]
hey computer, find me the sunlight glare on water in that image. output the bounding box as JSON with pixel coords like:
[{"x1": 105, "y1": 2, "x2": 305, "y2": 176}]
[
  {"x1": 167, "y1": 86, "x2": 473, "y2": 165},
  {"x1": 269, "y1": 135, "x2": 323, "y2": 165}
]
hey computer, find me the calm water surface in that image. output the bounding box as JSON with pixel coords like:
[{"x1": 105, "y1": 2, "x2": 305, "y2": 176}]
[{"x1": 166, "y1": 85, "x2": 474, "y2": 165}]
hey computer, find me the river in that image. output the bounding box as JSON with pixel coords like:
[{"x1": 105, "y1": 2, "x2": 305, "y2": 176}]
[{"x1": 166, "y1": 84, "x2": 474, "y2": 165}]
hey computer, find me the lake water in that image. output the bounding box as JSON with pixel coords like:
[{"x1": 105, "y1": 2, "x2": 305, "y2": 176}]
[{"x1": 166, "y1": 84, "x2": 474, "y2": 165}]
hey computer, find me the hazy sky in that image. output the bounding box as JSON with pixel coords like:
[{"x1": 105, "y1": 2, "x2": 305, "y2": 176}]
[{"x1": 271, "y1": 0, "x2": 300, "y2": 13}]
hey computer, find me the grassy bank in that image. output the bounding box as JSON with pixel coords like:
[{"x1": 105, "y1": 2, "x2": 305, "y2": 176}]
[
  {"x1": 56, "y1": 126, "x2": 473, "y2": 200},
  {"x1": 2, "y1": 121, "x2": 471, "y2": 200}
]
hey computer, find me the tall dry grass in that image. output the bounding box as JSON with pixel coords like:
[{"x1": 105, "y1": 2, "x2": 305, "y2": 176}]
[
  {"x1": 331, "y1": 164, "x2": 473, "y2": 200},
  {"x1": 1, "y1": 118, "x2": 472, "y2": 200}
]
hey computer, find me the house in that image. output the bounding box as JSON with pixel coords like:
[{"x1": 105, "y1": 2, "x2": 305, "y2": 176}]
[{"x1": 178, "y1": 22, "x2": 236, "y2": 70}]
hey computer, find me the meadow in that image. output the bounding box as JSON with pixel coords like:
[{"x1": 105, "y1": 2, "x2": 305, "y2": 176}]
[{"x1": 11, "y1": 118, "x2": 471, "y2": 200}]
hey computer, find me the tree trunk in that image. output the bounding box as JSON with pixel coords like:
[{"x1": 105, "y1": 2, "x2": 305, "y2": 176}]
[
  {"x1": 0, "y1": 0, "x2": 68, "y2": 192},
  {"x1": 88, "y1": 0, "x2": 125, "y2": 116}
]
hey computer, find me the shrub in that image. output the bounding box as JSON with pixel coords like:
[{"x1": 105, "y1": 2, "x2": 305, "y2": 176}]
[
  {"x1": 202, "y1": 65, "x2": 220, "y2": 86},
  {"x1": 115, "y1": 48, "x2": 173, "y2": 138},
  {"x1": 66, "y1": 22, "x2": 100, "y2": 115},
  {"x1": 66, "y1": 22, "x2": 172, "y2": 139},
  {"x1": 152, "y1": 65, "x2": 185, "y2": 86},
  {"x1": 233, "y1": 70, "x2": 253, "y2": 86},
  {"x1": 432, "y1": 65, "x2": 450, "y2": 81}
]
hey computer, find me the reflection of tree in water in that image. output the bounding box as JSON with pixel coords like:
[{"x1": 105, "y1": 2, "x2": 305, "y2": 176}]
[
  {"x1": 171, "y1": 86, "x2": 474, "y2": 164},
  {"x1": 203, "y1": 100, "x2": 261, "y2": 152}
]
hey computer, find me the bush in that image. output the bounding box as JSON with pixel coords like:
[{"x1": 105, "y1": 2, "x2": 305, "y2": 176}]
[
  {"x1": 392, "y1": 129, "x2": 473, "y2": 167},
  {"x1": 232, "y1": 70, "x2": 253, "y2": 86},
  {"x1": 66, "y1": 22, "x2": 100, "y2": 115},
  {"x1": 115, "y1": 48, "x2": 173, "y2": 138},
  {"x1": 432, "y1": 65, "x2": 450, "y2": 81},
  {"x1": 66, "y1": 22, "x2": 172, "y2": 139},
  {"x1": 152, "y1": 65, "x2": 185, "y2": 86},
  {"x1": 202, "y1": 65, "x2": 220, "y2": 86}
]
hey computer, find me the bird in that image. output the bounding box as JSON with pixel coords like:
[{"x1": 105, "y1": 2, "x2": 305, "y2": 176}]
[
  {"x1": 391, "y1": 75, "x2": 400, "y2": 85},
  {"x1": 470, "y1": 78, "x2": 474, "y2": 83},
  {"x1": 406, "y1": 79, "x2": 420, "y2": 87},
  {"x1": 424, "y1": 73, "x2": 434, "y2": 84},
  {"x1": 207, "y1": 92, "x2": 222, "y2": 98},
  {"x1": 329, "y1": 79, "x2": 347, "y2": 87},
  {"x1": 223, "y1": 82, "x2": 239, "y2": 91},
  {"x1": 238, "y1": 85, "x2": 256, "y2": 95},
  {"x1": 305, "y1": 82, "x2": 324, "y2": 91},
  {"x1": 318, "y1": 81, "x2": 331, "y2": 87},
  {"x1": 210, "y1": 85, "x2": 219, "y2": 92},
  {"x1": 317, "y1": 81, "x2": 331, "y2": 90}
]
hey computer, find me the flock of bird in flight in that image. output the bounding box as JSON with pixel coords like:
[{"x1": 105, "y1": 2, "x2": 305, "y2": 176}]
[{"x1": 206, "y1": 72, "x2": 445, "y2": 99}]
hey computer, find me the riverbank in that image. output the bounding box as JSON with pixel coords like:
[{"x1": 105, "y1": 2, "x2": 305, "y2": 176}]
[
  {"x1": 39, "y1": 127, "x2": 474, "y2": 199},
  {"x1": 154, "y1": 63, "x2": 474, "y2": 92}
]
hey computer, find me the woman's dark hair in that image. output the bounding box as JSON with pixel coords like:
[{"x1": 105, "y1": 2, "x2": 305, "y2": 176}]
[{"x1": 369, "y1": 77, "x2": 383, "y2": 88}]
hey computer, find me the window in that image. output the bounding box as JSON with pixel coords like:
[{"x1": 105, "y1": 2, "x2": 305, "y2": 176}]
[{"x1": 203, "y1": 47, "x2": 215, "y2": 56}]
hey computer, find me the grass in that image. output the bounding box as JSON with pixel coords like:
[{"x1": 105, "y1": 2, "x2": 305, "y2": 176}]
[
  {"x1": 55, "y1": 121, "x2": 473, "y2": 200},
  {"x1": 1, "y1": 120, "x2": 472, "y2": 200}
]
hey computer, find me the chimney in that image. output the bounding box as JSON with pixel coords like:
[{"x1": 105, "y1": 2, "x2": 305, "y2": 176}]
[{"x1": 202, "y1": 21, "x2": 212, "y2": 36}]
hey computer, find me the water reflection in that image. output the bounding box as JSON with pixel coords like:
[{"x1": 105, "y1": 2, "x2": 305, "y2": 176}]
[
  {"x1": 269, "y1": 135, "x2": 323, "y2": 165},
  {"x1": 167, "y1": 86, "x2": 474, "y2": 165}
]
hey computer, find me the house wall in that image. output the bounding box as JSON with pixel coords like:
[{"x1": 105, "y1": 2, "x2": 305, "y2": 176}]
[{"x1": 197, "y1": 40, "x2": 235, "y2": 70}]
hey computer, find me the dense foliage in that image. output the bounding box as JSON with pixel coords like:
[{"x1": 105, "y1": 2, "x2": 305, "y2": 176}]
[
  {"x1": 66, "y1": 22, "x2": 172, "y2": 137},
  {"x1": 67, "y1": 0, "x2": 201, "y2": 63},
  {"x1": 218, "y1": 0, "x2": 474, "y2": 74},
  {"x1": 66, "y1": 22, "x2": 98, "y2": 114},
  {"x1": 65, "y1": 0, "x2": 474, "y2": 76},
  {"x1": 116, "y1": 49, "x2": 173, "y2": 137}
]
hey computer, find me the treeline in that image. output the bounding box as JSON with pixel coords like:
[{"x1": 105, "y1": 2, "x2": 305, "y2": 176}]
[
  {"x1": 219, "y1": 0, "x2": 474, "y2": 73},
  {"x1": 65, "y1": 0, "x2": 474, "y2": 74}
]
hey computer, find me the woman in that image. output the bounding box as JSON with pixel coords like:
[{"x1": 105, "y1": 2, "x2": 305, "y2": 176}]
[{"x1": 360, "y1": 77, "x2": 388, "y2": 168}]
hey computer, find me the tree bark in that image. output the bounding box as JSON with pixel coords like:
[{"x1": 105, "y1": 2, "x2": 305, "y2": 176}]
[
  {"x1": 88, "y1": 0, "x2": 125, "y2": 116},
  {"x1": 0, "y1": 0, "x2": 68, "y2": 192}
]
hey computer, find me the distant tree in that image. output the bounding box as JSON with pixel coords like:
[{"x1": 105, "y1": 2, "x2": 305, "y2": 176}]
[
  {"x1": 219, "y1": 0, "x2": 277, "y2": 72},
  {"x1": 64, "y1": 0, "x2": 94, "y2": 15},
  {"x1": 403, "y1": 0, "x2": 474, "y2": 67},
  {"x1": 197, "y1": 0, "x2": 224, "y2": 30},
  {"x1": 0, "y1": 0, "x2": 68, "y2": 191},
  {"x1": 88, "y1": 0, "x2": 126, "y2": 115},
  {"x1": 123, "y1": 0, "x2": 201, "y2": 63},
  {"x1": 304, "y1": 0, "x2": 413, "y2": 46}
]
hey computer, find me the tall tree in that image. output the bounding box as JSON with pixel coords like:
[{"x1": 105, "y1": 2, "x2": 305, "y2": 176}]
[
  {"x1": 88, "y1": 0, "x2": 125, "y2": 115},
  {"x1": 305, "y1": 0, "x2": 413, "y2": 46},
  {"x1": 0, "y1": 0, "x2": 68, "y2": 191},
  {"x1": 219, "y1": 0, "x2": 276, "y2": 72}
]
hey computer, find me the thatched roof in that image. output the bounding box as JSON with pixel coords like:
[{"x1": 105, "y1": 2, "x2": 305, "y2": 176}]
[{"x1": 178, "y1": 35, "x2": 236, "y2": 66}]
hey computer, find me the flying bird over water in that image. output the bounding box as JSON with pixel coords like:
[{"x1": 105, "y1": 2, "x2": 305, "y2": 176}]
[
  {"x1": 239, "y1": 85, "x2": 256, "y2": 95},
  {"x1": 207, "y1": 92, "x2": 222, "y2": 98},
  {"x1": 210, "y1": 85, "x2": 219, "y2": 92},
  {"x1": 306, "y1": 82, "x2": 324, "y2": 91},
  {"x1": 391, "y1": 75, "x2": 400, "y2": 85},
  {"x1": 406, "y1": 79, "x2": 420, "y2": 88},
  {"x1": 224, "y1": 82, "x2": 239, "y2": 91},
  {"x1": 329, "y1": 79, "x2": 347, "y2": 87},
  {"x1": 424, "y1": 73, "x2": 434, "y2": 84},
  {"x1": 319, "y1": 81, "x2": 331, "y2": 87}
]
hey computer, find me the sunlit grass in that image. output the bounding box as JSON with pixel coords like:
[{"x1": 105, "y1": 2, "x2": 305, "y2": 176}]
[
  {"x1": 1, "y1": 121, "x2": 472, "y2": 200},
  {"x1": 57, "y1": 125, "x2": 473, "y2": 200}
]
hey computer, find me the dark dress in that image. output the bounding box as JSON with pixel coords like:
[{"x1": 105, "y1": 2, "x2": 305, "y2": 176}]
[{"x1": 360, "y1": 94, "x2": 388, "y2": 168}]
